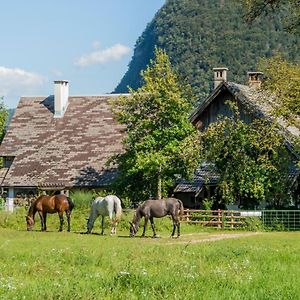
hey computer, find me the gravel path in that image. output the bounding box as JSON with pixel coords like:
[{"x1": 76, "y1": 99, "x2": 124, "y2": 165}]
[{"x1": 165, "y1": 232, "x2": 262, "y2": 245}]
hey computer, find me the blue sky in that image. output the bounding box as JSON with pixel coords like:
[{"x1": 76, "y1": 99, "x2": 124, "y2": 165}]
[{"x1": 0, "y1": 0, "x2": 165, "y2": 108}]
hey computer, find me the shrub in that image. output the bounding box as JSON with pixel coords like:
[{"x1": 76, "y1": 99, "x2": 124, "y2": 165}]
[
  {"x1": 242, "y1": 216, "x2": 264, "y2": 231},
  {"x1": 70, "y1": 190, "x2": 96, "y2": 209}
]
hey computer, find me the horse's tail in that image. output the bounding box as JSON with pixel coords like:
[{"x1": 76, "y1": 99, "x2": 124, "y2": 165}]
[
  {"x1": 114, "y1": 197, "x2": 123, "y2": 222},
  {"x1": 177, "y1": 199, "x2": 184, "y2": 220},
  {"x1": 67, "y1": 197, "x2": 75, "y2": 211}
]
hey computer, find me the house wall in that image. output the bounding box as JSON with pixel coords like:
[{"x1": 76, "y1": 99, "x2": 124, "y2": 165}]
[{"x1": 199, "y1": 91, "x2": 254, "y2": 130}]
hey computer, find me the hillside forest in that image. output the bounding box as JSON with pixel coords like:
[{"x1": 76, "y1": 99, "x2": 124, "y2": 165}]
[{"x1": 115, "y1": 0, "x2": 300, "y2": 102}]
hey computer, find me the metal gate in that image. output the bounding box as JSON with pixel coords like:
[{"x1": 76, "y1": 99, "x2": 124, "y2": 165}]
[{"x1": 261, "y1": 210, "x2": 300, "y2": 231}]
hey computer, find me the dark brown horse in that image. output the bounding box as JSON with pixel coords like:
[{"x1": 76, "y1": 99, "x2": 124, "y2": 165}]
[
  {"x1": 26, "y1": 195, "x2": 74, "y2": 232},
  {"x1": 129, "y1": 197, "x2": 184, "y2": 238}
]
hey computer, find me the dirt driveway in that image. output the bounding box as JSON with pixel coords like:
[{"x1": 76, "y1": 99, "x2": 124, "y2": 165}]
[{"x1": 164, "y1": 232, "x2": 263, "y2": 245}]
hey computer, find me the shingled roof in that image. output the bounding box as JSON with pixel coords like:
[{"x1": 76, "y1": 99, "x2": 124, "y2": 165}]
[
  {"x1": 0, "y1": 95, "x2": 125, "y2": 189},
  {"x1": 191, "y1": 81, "x2": 300, "y2": 158},
  {"x1": 174, "y1": 162, "x2": 219, "y2": 194}
]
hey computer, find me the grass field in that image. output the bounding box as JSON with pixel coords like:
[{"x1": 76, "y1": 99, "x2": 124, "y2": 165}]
[{"x1": 1, "y1": 208, "x2": 300, "y2": 299}]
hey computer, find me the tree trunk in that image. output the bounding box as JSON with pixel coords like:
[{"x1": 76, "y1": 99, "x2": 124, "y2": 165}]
[{"x1": 157, "y1": 166, "x2": 162, "y2": 200}]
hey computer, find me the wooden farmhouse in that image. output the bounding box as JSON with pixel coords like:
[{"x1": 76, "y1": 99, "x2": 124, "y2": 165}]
[
  {"x1": 174, "y1": 68, "x2": 300, "y2": 209},
  {"x1": 0, "y1": 81, "x2": 125, "y2": 210}
]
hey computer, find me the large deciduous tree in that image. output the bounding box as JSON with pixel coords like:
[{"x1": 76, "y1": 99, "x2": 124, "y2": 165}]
[
  {"x1": 242, "y1": 0, "x2": 300, "y2": 32},
  {"x1": 111, "y1": 48, "x2": 201, "y2": 202},
  {"x1": 259, "y1": 55, "x2": 300, "y2": 165},
  {"x1": 259, "y1": 55, "x2": 300, "y2": 120},
  {"x1": 201, "y1": 103, "x2": 290, "y2": 209}
]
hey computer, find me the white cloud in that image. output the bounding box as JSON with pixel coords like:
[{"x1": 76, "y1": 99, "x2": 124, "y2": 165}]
[
  {"x1": 92, "y1": 41, "x2": 101, "y2": 49},
  {"x1": 0, "y1": 66, "x2": 47, "y2": 107},
  {"x1": 0, "y1": 66, "x2": 46, "y2": 92},
  {"x1": 75, "y1": 43, "x2": 131, "y2": 67}
]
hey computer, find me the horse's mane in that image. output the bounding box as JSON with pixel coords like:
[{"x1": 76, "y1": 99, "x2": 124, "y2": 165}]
[
  {"x1": 27, "y1": 199, "x2": 37, "y2": 217},
  {"x1": 133, "y1": 205, "x2": 143, "y2": 223}
]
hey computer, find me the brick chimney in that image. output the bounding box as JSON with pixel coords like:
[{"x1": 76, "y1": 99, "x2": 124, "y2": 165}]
[
  {"x1": 213, "y1": 67, "x2": 228, "y2": 89},
  {"x1": 247, "y1": 72, "x2": 263, "y2": 88},
  {"x1": 54, "y1": 80, "x2": 69, "y2": 118}
]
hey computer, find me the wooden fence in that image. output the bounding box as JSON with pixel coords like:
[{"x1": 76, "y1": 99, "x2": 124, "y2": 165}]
[
  {"x1": 124, "y1": 208, "x2": 300, "y2": 230},
  {"x1": 123, "y1": 208, "x2": 246, "y2": 229},
  {"x1": 182, "y1": 209, "x2": 246, "y2": 229}
]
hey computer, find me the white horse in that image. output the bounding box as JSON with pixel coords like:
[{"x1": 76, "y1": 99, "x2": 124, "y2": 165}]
[{"x1": 86, "y1": 195, "x2": 122, "y2": 235}]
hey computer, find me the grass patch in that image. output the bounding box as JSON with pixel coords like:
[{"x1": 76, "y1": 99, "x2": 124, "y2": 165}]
[{"x1": 1, "y1": 209, "x2": 300, "y2": 299}]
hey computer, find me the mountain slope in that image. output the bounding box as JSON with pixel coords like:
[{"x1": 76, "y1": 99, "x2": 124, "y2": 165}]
[{"x1": 115, "y1": 0, "x2": 300, "y2": 99}]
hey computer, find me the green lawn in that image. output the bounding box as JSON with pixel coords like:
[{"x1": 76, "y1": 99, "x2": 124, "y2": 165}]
[{"x1": 1, "y1": 209, "x2": 300, "y2": 299}]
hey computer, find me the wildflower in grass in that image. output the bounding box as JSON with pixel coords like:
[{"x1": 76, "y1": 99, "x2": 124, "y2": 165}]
[
  {"x1": 141, "y1": 269, "x2": 147, "y2": 275},
  {"x1": 119, "y1": 271, "x2": 130, "y2": 276}
]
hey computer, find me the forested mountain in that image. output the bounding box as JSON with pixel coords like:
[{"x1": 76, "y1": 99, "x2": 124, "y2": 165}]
[{"x1": 115, "y1": 0, "x2": 300, "y2": 99}]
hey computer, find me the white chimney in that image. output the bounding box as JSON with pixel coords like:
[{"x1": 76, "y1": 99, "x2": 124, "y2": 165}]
[
  {"x1": 213, "y1": 67, "x2": 228, "y2": 89},
  {"x1": 54, "y1": 80, "x2": 69, "y2": 117},
  {"x1": 247, "y1": 72, "x2": 263, "y2": 89}
]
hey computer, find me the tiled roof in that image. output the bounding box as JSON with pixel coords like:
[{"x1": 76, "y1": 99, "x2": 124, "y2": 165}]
[
  {"x1": 0, "y1": 95, "x2": 125, "y2": 188},
  {"x1": 174, "y1": 162, "x2": 219, "y2": 193}
]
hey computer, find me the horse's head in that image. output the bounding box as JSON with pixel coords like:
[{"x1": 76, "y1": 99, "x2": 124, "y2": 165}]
[
  {"x1": 86, "y1": 217, "x2": 92, "y2": 234},
  {"x1": 129, "y1": 221, "x2": 138, "y2": 237},
  {"x1": 26, "y1": 215, "x2": 34, "y2": 231}
]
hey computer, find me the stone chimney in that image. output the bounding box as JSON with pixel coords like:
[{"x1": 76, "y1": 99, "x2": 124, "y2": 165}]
[
  {"x1": 213, "y1": 67, "x2": 228, "y2": 89},
  {"x1": 54, "y1": 80, "x2": 69, "y2": 118},
  {"x1": 247, "y1": 72, "x2": 263, "y2": 88}
]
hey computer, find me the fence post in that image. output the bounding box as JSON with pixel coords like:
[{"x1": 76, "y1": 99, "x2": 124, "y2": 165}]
[
  {"x1": 230, "y1": 211, "x2": 234, "y2": 229},
  {"x1": 217, "y1": 209, "x2": 221, "y2": 229},
  {"x1": 186, "y1": 209, "x2": 190, "y2": 222},
  {"x1": 222, "y1": 210, "x2": 225, "y2": 229}
]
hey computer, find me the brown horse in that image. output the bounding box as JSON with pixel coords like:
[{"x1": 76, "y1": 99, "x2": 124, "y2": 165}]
[
  {"x1": 26, "y1": 194, "x2": 74, "y2": 232},
  {"x1": 129, "y1": 197, "x2": 184, "y2": 238}
]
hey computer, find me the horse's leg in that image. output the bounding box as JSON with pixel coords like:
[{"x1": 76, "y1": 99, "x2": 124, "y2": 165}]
[
  {"x1": 110, "y1": 217, "x2": 116, "y2": 236},
  {"x1": 101, "y1": 216, "x2": 105, "y2": 235},
  {"x1": 171, "y1": 214, "x2": 180, "y2": 238},
  {"x1": 109, "y1": 211, "x2": 115, "y2": 236},
  {"x1": 171, "y1": 214, "x2": 177, "y2": 237},
  {"x1": 141, "y1": 217, "x2": 148, "y2": 237},
  {"x1": 177, "y1": 220, "x2": 181, "y2": 238},
  {"x1": 66, "y1": 210, "x2": 71, "y2": 232},
  {"x1": 58, "y1": 212, "x2": 64, "y2": 232},
  {"x1": 150, "y1": 217, "x2": 157, "y2": 238},
  {"x1": 43, "y1": 213, "x2": 47, "y2": 231},
  {"x1": 38, "y1": 211, "x2": 45, "y2": 231}
]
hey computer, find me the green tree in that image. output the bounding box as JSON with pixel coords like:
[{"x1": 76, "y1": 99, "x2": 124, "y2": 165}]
[
  {"x1": 242, "y1": 0, "x2": 300, "y2": 32},
  {"x1": 259, "y1": 55, "x2": 300, "y2": 165},
  {"x1": 202, "y1": 102, "x2": 290, "y2": 209},
  {"x1": 0, "y1": 97, "x2": 8, "y2": 167},
  {"x1": 259, "y1": 55, "x2": 300, "y2": 120},
  {"x1": 111, "y1": 48, "x2": 201, "y2": 202}
]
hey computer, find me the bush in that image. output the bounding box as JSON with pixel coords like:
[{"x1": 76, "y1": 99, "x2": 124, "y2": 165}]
[
  {"x1": 70, "y1": 190, "x2": 96, "y2": 209},
  {"x1": 242, "y1": 216, "x2": 264, "y2": 231},
  {"x1": 0, "y1": 197, "x2": 4, "y2": 210}
]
